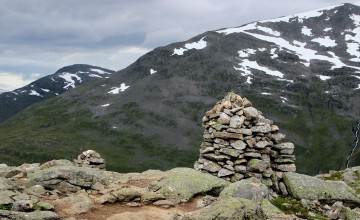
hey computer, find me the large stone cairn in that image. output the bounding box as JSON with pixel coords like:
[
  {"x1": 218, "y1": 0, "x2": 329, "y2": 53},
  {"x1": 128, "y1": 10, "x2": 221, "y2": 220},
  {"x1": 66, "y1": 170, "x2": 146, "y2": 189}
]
[{"x1": 194, "y1": 92, "x2": 296, "y2": 194}]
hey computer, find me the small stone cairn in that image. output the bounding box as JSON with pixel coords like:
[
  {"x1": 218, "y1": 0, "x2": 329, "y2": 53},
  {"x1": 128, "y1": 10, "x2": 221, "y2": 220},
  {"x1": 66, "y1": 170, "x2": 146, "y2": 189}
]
[
  {"x1": 194, "y1": 92, "x2": 296, "y2": 194},
  {"x1": 74, "y1": 150, "x2": 106, "y2": 169}
]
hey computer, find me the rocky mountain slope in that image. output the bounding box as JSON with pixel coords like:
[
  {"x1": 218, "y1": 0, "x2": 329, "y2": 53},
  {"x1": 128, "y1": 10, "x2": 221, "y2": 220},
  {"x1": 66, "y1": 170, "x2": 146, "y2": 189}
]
[
  {"x1": 0, "y1": 3, "x2": 359, "y2": 174},
  {"x1": 0, "y1": 64, "x2": 115, "y2": 123},
  {"x1": 0, "y1": 152, "x2": 359, "y2": 220}
]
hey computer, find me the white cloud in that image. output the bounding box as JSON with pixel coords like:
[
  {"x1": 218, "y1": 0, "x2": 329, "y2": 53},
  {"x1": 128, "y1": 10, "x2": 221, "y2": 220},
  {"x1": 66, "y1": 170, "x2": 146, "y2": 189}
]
[{"x1": 0, "y1": 72, "x2": 35, "y2": 91}]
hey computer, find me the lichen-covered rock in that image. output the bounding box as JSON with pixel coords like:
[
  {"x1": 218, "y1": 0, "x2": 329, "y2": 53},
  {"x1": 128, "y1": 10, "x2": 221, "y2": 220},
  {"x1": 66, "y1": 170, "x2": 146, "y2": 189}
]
[
  {"x1": 23, "y1": 185, "x2": 46, "y2": 196},
  {"x1": 35, "y1": 201, "x2": 55, "y2": 211},
  {"x1": 11, "y1": 200, "x2": 34, "y2": 212},
  {"x1": 261, "y1": 199, "x2": 291, "y2": 220},
  {"x1": 0, "y1": 177, "x2": 10, "y2": 190},
  {"x1": 196, "y1": 159, "x2": 221, "y2": 172},
  {"x1": 52, "y1": 191, "x2": 94, "y2": 215},
  {"x1": 153, "y1": 168, "x2": 229, "y2": 202},
  {"x1": 111, "y1": 187, "x2": 142, "y2": 202},
  {"x1": 0, "y1": 166, "x2": 21, "y2": 178},
  {"x1": 28, "y1": 166, "x2": 110, "y2": 192},
  {"x1": 0, "y1": 210, "x2": 60, "y2": 220},
  {"x1": 141, "y1": 191, "x2": 166, "y2": 204},
  {"x1": 247, "y1": 159, "x2": 267, "y2": 173},
  {"x1": 0, "y1": 190, "x2": 16, "y2": 205},
  {"x1": 284, "y1": 172, "x2": 360, "y2": 205},
  {"x1": 181, "y1": 197, "x2": 262, "y2": 220},
  {"x1": 220, "y1": 178, "x2": 268, "y2": 203},
  {"x1": 40, "y1": 159, "x2": 74, "y2": 170}
]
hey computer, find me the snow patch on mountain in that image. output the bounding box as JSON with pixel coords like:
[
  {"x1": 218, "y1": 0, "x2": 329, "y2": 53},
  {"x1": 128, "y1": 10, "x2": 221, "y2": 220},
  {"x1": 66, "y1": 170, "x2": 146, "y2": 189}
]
[
  {"x1": 256, "y1": 25, "x2": 281, "y2": 36},
  {"x1": 344, "y1": 14, "x2": 360, "y2": 61},
  {"x1": 150, "y1": 69, "x2": 157, "y2": 74},
  {"x1": 238, "y1": 49, "x2": 256, "y2": 58},
  {"x1": 311, "y1": 36, "x2": 337, "y2": 47},
  {"x1": 270, "y1": 48, "x2": 278, "y2": 59},
  {"x1": 89, "y1": 74, "x2": 102, "y2": 78},
  {"x1": 324, "y1": 27, "x2": 332, "y2": 32},
  {"x1": 29, "y1": 90, "x2": 43, "y2": 97},
  {"x1": 41, "y1": 88, "x2": 50, "y2": 92},
  {"x1": 89, "y1": 68, "x2": 111, "y2": 74},
  {"x1": 301, "y1": 26, "x2": 313, "y2": 36},
  {"x1": 108, "y1": 83, "x2": 130, "y2": 94},
  {"x1": 172, "y1": 36, "x2": 207, "y2": 55},
  {"x1": 317, "y1": 75, "x2": 331, "y2": 81},
  {"x1": 293, "y1": 40, "x2": 306, "y2": 47},
  {"x1": 278, "y1": 78, "x2": 294, "y2": 83},
  {"x1": 351, "y1": 14, "x2": 360, "y2": 26},
  {"x1": 219, "y1": 22, "x2": 360, "y2": 71},
  {"x1": 58, "y1": 73, "x2": 82, "y2": 89},
  {"x1": 235, "y1": 59, "x2": 284, "y2": 84},
  {"x1": 260, "y1": 4, "x2": 340, "y2": 23},
  {"x1": 280, "y1": 96, "x2": 288, "y2": 104}
]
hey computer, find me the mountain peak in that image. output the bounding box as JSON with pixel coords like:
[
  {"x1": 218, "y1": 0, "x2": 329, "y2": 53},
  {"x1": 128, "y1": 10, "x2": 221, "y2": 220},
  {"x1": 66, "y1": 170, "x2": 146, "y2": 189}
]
[{"x1": 0, "y1": 64, "x2": 115, "y2": 123}]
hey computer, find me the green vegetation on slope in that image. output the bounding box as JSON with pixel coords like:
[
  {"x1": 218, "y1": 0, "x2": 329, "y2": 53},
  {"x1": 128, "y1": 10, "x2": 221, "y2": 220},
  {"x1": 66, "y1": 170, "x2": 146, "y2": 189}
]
[
  {"x1": 0, "y1": 97, "x2": 198, "y2": 172},
  {"x1": 246, "y1": 89, "x2": 354, "y2": 175}
]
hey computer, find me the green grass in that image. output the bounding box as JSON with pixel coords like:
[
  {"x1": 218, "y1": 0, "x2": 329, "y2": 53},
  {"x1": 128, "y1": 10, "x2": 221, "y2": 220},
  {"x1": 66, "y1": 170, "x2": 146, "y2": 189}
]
[
  {"x1": 322, "y1": 172, "x2": 343, "y2": 181},
  {"x1": 271, "y1": 196, "x2": 329, "y2": 220},
  {"x1": 245, "y1": 89, "x2": 355, "y2": 175},
  {"x1": 0, "y1": 204, "x2": 12, "y2": 210},
  {"x1": 0, "y1": 97, "x2": 199, "y2": 173}
]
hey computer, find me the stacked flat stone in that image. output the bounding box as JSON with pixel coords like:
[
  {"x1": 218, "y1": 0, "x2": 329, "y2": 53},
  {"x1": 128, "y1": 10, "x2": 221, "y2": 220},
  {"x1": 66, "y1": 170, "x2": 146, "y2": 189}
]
[
  {"x1": 74, "y1": 150, "x2": 106, "y2": 170},
  {"x1": 194, "y1": 92, "x2": 296, "y2": 194}
]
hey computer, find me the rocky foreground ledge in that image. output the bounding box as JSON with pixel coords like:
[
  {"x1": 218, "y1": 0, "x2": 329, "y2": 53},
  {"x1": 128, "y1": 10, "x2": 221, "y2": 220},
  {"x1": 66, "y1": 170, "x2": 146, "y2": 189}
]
[{"x1": 0, "y1": 157, "x2": 360, "y2": 220}]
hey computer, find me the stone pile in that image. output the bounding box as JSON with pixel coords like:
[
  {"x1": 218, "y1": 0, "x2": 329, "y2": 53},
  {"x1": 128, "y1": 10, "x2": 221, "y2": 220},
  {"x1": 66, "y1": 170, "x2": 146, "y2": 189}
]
[
  {"x1": 194, "y1": 92, "x2": 296, "y2": 194},
  {"x1": 74, "y1": 150, "x2": 106, "y2": 169}
]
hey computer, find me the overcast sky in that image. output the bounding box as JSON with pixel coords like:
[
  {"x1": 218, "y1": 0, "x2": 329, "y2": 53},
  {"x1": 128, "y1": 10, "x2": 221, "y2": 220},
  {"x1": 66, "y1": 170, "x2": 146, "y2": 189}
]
[{"x1": 1, "y1": 0, "x2": 360, "y2": 91}]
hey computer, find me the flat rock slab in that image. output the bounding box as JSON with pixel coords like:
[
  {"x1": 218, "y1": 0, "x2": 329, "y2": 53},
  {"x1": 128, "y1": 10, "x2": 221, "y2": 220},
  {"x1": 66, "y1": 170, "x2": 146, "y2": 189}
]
[
  {"x1": 0, "y1": 210, "x2": 60, "y2": 220},
  {"x1": 219, "y1": 178, "x2": 268, "y2": 203},
  {"x1": 284, "y1": 172, "x2": 360, "y2": 205},
  {"x1": 28, "y1": 166, "x2": 110, "y2": 192},
  {"x1": 153, "y1": 168, "x2": 230, "y2": 202},
  {"x1": 0, "y1": 166, "x2": 21, "y2": 178},
  {"x1": 181, "y1": 197, "x2": 260, "y2": 220},
  {"x1": 0, "y1": 178, "x2": 10, "y2": 190},
  {"x1": 52, "y1": 192, "x2": 94, "y2": 215}
]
